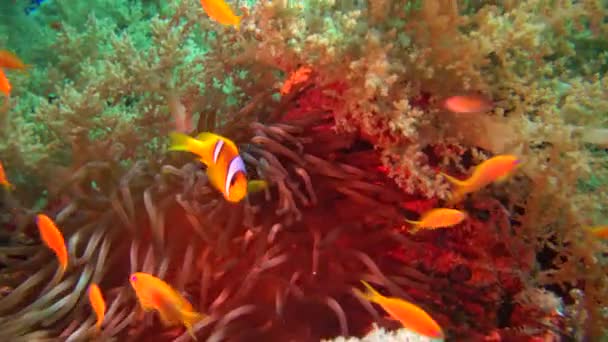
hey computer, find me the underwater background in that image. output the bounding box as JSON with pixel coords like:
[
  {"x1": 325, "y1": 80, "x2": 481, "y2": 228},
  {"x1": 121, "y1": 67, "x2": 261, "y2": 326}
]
[{"x1": 1, "y1": 0, "x2": 607, "y2": 341}]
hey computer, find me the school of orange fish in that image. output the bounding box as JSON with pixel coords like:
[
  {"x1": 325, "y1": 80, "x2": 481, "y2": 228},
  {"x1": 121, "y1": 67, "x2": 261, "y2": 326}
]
[{"x1": 1, "y1": 0, "x2": 604, "y2": 340}]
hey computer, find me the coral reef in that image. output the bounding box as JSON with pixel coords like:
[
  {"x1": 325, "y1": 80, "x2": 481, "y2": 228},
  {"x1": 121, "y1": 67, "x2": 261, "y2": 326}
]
[{"x1": 0, "y1": 0, "x2": 607, "y2": 341}]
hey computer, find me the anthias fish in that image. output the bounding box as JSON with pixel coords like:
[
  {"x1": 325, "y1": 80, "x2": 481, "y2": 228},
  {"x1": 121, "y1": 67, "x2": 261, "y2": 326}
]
[
  {"x1": 35, "y1": 214, "x2": 68, "y2": 280},
  {"x1": 0, "y1": 161, "x2": 12, "y2": 190},
  {"x1": 88, "y1": 283, "x2": 106, "y2": 332},
  {"x1": 199, "y1": 0, "x2": 241, "y2": 30},
  {"x1": 405, "y1": 208, "x2": 467, "y2": 231},
  {"x1": 443, "y1": 93, "x2": 493, "y2": 114},
  {"x1": 0, "y1": 68, "x2": 11, "y2": 98},
  {"x1": 0, "y1": 50, "x2": 30, "y2": 71},
  {"x1": 356, "y1": 280, "x2": 444, "y2": 339},
  {"x1": 441, "y1": 154, "x2": 521, "y2": 204},
  {"x1": 129, "y1": 272, "x2": 204, "y2": 339},
  {"x1": 585, "y1": 225, "x2": 608, "y2": 239}
]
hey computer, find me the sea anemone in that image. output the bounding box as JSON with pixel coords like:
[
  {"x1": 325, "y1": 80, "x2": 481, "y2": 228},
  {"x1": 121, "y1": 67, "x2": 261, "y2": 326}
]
[{"x1": 0, "y1": 79, "x2": 570, "y2": 341}]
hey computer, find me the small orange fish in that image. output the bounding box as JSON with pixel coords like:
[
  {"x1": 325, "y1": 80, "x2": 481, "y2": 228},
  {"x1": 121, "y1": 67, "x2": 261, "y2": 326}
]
[
  {"x1": 280, "y1": 65, "x2": 313, "y2": 95},
  {"x1": 0, "y1": 68, "x2": 11, "y2": 98},
  {"x1": 0, "y1": 50, "x2": 29, "y2": 71},
  {"x1": 585, "y1": 225, "x2": 608, "y2": 239},
  {"x1": 129, "y1": 272, "x2": 204, "y2": 339},
  {"x1": 169, "y1": 132, "x2": 266, "y2": 203},
  {"x1": 35, "y1": 214, "x2": 68, "y2": 280},
  {"x1": 199, "y1": 0, "x2": 241, "y2": 30},
  {"x1": 441, "y1": 154, "x2": 521, "y2": 204},
  {"x1": 88, "y1": 283, "x2": 106, "y2": 332},
  {"x1": 0, "y1": 161, "x2": 12, "y2": 191},
  {"x1": 355, "y1": 280, "x2": 444, "y2": 339},
  {"x1": 405, "y1": 208, "x2": 467, "y2": 231},
  {"x1": 443, "y1": 93, "x2": 493, "y2": 114}
]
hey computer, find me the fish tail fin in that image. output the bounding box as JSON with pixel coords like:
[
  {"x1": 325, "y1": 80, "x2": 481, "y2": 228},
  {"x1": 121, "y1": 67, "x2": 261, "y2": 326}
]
[
  {"x1": 168, "y1": 131, "x2": 195, "y2": 152},
  {"x1": 58, "y1": 259, "x2": 67, "y2": 281},
  {"x1": 441, "y1": 172, "x2": 470, "y2": 205},
  {"x1": 403, "y1": 218, "x2": 421, "y2": 233},
  {"x1": 356, "y1": 280, "x2": 383, "y2": 303},
  {"x1": 404, "y1": 218, "x2": 420, "y2": 226},
  {"x1": 182, "y1": 310, "x2": 204, "y2": 340},
  {"x1": 169, "y1": 132, "x2": 215, "y2": 165},
  {"x1": 440, "y1": 172, "x2": 467, "y2": 188}
]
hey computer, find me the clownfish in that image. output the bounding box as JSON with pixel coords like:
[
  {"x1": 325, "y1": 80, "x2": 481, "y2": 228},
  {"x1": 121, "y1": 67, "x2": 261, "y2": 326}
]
[
  {"x1": 199, "y1": 0, "x2": 241, "y2": 30},
  {"x1": 35, "y1": 214, "x2": 68, "y2": 280},
  {"x1": 129, "y1": 272, "x2": 204, "y2": 340},
  {"x1": 355, "y1": 280, "x2": 444, "y2": 339},
  {"x1": 168, "y1": 132, "x2": 266, "y2": 203},
  {"x1": 441, "y1": 154, "x2": 521, "y2": 205},
  {"x1": 405, "y1": 208, "x2": 467, "y2": 232}
]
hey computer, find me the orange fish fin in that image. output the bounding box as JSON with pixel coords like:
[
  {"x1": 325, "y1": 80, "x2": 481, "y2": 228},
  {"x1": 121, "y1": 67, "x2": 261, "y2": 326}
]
[
  {"x1": 357, "y1": 280, "x2": 384, "y2": 304},
  {"x1": 247, "y1": 180, "x2": 268, "y2": 194},
  {"x1": 158, "y1": 308, "x2": 179, "y2": 327},
  {"x1": 196, "y1": 132, "x2": 238, "y2": 152},
  {"x1": 59, "y1": 260, "x2": 67, "y2": 280},
  {"x1": 169, "y1": 132, "x2": 215, "y2": 165},
  {"x1": 168, "y1": 131, "x2": 194, "y2": 152},
  {"x1": 404, "y1": 218, "x2": 420, "y2": 226},
  {"x1": 403, "y1": 218, "x2": 421, "y2": 233},
  {"x1": 440, "y1": 172, "x2": 467, "y2": 188},
  {"x1": 135, "y1": 293, "x2": 157, "y2": 312},
  {"x1": 182, "y1": 310, "x2": 204, "y2": 340},
  {"x1": 195, "y1": 131, "x2": 220, "y2": 142}
]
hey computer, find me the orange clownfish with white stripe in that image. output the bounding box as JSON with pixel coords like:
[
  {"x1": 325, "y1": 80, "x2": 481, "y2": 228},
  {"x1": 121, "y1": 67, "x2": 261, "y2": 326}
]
[{"x1": 168, "y1": 132, "x2": 266, "y2": 203}]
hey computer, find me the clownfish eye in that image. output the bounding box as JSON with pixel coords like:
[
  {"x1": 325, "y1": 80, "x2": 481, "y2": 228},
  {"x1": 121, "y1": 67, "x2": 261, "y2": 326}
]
[
  {"x1": 130, "y1": 275, "x2": 137, "y2": 282},
  {"x1": 230, "y1": 175, "x2": 237, "y2": 186}
]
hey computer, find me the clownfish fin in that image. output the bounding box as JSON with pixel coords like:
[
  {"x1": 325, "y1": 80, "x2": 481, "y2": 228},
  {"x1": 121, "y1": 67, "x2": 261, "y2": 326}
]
[
  {"x1": 196, "y1": 132, "x2": 239, "y2": 154},
  {"x1": 169, "y1": 132, "x2": 216, "y2": 166},
  {"x1": 247, "y1": 180, "x2": 268, "y2": 194}
]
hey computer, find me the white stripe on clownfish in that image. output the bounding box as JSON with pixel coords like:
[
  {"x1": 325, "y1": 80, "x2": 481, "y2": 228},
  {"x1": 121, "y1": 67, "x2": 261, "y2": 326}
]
[
  {"x1": 213, "y1": 139, "x2": 224, "y2": 164},
  {"x1": 225, "y1": 155, "x2": 247, "y2": 198}
]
